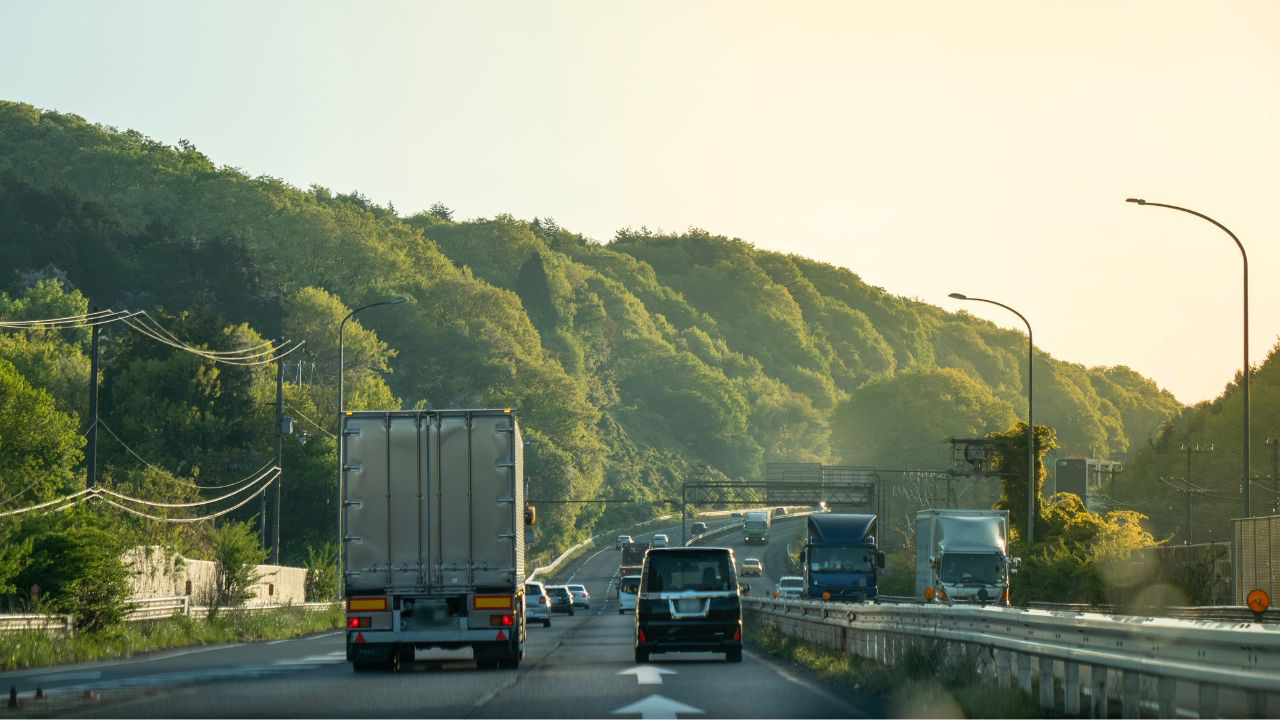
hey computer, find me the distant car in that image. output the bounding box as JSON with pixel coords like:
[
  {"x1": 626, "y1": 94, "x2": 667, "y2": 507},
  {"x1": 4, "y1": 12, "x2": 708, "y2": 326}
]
[
  {"x1": 731, "y1": 512, "x2": 742, "y2": 519},
  {"x1": 525, "y1": 582, "x2": 552, "y2": 626},
  {"x1": 634, "y1": 547, "x2": 743, "y2": 663},
  {"x1": 691, "y1": 521, "x2": 708, "y2": 534},
  {"x1": 652, "y1": 533, "x2": 670, "y2": 548},
  {"x1": 775, "y1": 576, "x2": 804, "y2": 599},
  {"x1": 545, "y1": 585, "x2": 575, "y2": 615},
  {"x1": 616, "y1": 535, "x2": 633, "y2": 549},
  {"x1": 773, "y1": 507, "x2": 788, "y2": 517},
  {"x1": 618, "y1": 574, "x2": 641, "y2": 614},
  {"x1": 567, "y1": 583, "x2": 590, "y2": 609},
  {"x1": 740, "y1": 558, "x2": 763, "y2": 576}
]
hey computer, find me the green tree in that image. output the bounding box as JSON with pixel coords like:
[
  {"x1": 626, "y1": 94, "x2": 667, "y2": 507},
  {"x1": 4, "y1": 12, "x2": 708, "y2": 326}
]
[{"x1": 0, "y1": 356, "x2": 84, "y2": 501}]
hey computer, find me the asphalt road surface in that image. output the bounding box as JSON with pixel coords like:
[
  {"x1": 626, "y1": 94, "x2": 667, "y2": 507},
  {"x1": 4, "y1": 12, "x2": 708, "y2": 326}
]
[{"x1": 2, "y1": 514, "x2": 871, "y2": 719}]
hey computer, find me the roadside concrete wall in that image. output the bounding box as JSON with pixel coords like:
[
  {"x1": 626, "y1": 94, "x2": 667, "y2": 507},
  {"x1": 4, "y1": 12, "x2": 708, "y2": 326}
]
[{"x1": 123, "y1": 546, "x2": 307, "y2": 606}]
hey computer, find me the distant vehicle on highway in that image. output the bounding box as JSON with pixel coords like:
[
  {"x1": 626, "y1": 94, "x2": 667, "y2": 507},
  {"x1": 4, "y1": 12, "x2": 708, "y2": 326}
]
[
  {"x1": 916, "y1": 509, "x2": 1016, "y2": 606},
  {"x1": 620, "y1": 541, "x2": 649, "y2": 579},
  {"x1": 567, "y1": 584, "x2": 590, "y2": 609},
  {"x1": 800, "y1": 514, "x2": 885, "y2": 602},
  {"x1": 634, "y1": 547, "x2": 744, "y2": 663},
  {"x1": 546, "y1": 585, "x2": 575, "y2": 615},
  {"x1": 773, "y1": 507, "x2": 788, "y2": 516},
  {"x1": 618, "y1": 574, "x2": 641, "y2": 613},
  {"x1": 616, "y1": 534, "x2": 633, "y2": 549},
  {"x1": 775, "y1": 576, "x2": 804, "y2": 599},
  {"x1": 691, "y1": 521, "x2": 708, "y2": 534},
  {"x1": 743, "y1": 511, "x2": 771, "y2": 545},
  {"x1": 740, "y1": 558, "x2": 763, "y2": 576},
  {"x1": 525, "y1": 582, "x2": 552, "y2": 627},
  {"x1": 652, "y1": 533, "x2": 670, "y2": 548},
  {"x1": 731, "y1": 511, "x2": 742, "y2": 518}
]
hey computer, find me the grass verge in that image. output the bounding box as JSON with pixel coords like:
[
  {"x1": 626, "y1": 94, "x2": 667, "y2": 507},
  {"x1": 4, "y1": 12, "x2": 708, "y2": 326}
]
[
  {"x1": 0, "y1": 604, "x2": 344, "y2": 672},
  {"x1": 747, "y1": 622, "x2": 1040, "y2": 718}
]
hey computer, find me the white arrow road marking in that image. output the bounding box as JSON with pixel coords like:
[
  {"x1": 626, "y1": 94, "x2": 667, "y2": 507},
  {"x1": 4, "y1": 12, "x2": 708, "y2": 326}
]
[
  {"x1": 611, "y1": 694, "x2": 704, "y2": 719},
  {"x1": 618, "y1": 665, "x2": 676, "y2": 685}
]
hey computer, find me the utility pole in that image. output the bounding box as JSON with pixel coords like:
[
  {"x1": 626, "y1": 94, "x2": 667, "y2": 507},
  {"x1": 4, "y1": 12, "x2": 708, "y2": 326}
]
[
  {"x1": 1267, "y1": 437, "x2": 1279, "y2": 513},
  {"x1": 271, "y1": 339, "x2": 285, "y2": 564},
  {"x1": 1179, "y1": 443, "x2": 1213, "y2": 543},
  {"x1": 86, "y1": 305, "x2": 101, "y2": 488}
]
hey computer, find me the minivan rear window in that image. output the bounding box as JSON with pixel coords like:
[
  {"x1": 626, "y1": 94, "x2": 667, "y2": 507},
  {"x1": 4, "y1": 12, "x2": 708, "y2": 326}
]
[{"x1": 646, "y1": 553, "x2": 732, "y2": 593}]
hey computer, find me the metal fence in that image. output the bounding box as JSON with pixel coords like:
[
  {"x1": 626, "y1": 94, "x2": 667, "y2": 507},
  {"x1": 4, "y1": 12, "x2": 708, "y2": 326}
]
[
  {"x1": 1234, "y1": 514, "x2": 1279, "y2": 605},
  {"x1": 744, "y1": 596, "x2": 1280, "y2": 718},
  {"x1": 0, "y1": 598, "x2": 335, "y2": 635}
]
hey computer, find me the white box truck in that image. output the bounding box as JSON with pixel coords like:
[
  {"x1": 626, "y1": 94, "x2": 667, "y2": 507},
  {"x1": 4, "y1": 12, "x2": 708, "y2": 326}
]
[
  {"x1": 342, "y1": 409, "x2": 527, "y2": 669},
  {"x1": 915, "y1": 509, "x2": 1017, "y2": 605}
]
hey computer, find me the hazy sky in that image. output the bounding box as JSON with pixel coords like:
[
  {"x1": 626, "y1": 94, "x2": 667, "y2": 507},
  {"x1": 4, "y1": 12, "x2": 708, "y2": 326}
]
[{"x1": 2, "y1": 1, "x2": 1277, "y2": 404}]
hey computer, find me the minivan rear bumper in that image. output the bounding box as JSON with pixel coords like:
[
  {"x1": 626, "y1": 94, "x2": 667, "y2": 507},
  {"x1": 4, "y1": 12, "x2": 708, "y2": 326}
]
[{"x1": 637, "y1": 620, "x2": 741, "y2": 653}]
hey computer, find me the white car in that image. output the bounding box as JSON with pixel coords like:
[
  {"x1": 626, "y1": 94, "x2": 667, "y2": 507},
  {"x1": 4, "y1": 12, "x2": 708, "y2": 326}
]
[
  {"x1": 651, "y1": 533, "x2": 669, "y2": 548},
  {"x1": 567, "y1": 583, "x2": 590, "y2": 609},
  {"x1": 617, "y1": 574, "x2": 641, "y2": 613},
  {"x1": 616, "y1": 534, "x2": 633, "y2": 549},
  {"x1": 525, "y1": 581, "x2": 552, "y2": 626},
  {"x1": 776, "y1": 576, "x2": 804, "y2": 599}
]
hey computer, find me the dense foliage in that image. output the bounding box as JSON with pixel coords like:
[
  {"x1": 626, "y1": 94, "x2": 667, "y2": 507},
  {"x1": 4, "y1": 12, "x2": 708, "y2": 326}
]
[{"x1": 0, "y1": 101, "x2": 1187, "y2": 592}]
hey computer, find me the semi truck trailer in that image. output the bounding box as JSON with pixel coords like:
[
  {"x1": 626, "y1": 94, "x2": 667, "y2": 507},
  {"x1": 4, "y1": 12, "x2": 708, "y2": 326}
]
[
  {"x1": 342, "y1": 409, "x2": 527, "y2": 670},
  {"x1": 915, "y1": 509, "x2": 1017, "y2": 605}
]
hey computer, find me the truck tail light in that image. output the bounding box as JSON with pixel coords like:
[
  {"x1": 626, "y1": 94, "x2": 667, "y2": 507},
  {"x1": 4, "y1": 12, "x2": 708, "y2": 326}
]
[
  {"x1": 347, "y1": 616, "x2": 371, "y2": 629},
  {"x1": 347, "y1": 596, "x2": 387, "y2": 612},
  {"x1": 1002, "y1": 587, "x2": 1010, "y2": 605},
  {"x1": 940, "y1": 587, "x2": 950, "y2": 603},
  {"x1": 473, "y1": 595, "x2": 513, "y2": 610},
  {"x1": 489, "y1": 614, "x2": 514, "y2": 627}
]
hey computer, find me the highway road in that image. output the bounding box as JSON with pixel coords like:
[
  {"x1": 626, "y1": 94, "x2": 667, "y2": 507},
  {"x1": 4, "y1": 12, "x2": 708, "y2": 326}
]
[{"x1": 2, "y1": 514, "x2": 871, "y2": 719}]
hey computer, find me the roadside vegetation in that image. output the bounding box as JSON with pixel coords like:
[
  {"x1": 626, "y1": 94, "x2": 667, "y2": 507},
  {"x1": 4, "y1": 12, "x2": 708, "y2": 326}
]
[
  {"x1": 747, "y1": 623, "x2": 1039, "y2": 719},
  {"x1": 0, "y1": 604, "x2": 342, "y2": 671}
]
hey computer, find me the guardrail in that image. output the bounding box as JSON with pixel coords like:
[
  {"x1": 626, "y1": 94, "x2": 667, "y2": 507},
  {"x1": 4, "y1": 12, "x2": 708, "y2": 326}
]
[
  {"x1": 744, "y1": 596, "x2": 1280, "y2": 717},
  {"x1": 0, "y1": 599, "x2": 336, "y2": 635},
  {"x1": 527, "y1": 514, "x2": 675, "y2": 583},
  {"x1": 0, "y1": 613, "x2": 72, "y2": 635},
  {"x1": 125, "y1": 595, "x2": 189, "y2": 622},
  {"x1": 1028, "y1": 600, "x2": 1280, "y2": 625}
]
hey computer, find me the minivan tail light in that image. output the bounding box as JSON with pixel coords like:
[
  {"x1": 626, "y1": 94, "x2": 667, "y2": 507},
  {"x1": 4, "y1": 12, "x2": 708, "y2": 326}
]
[
  {"x1": 637, "y1": 628, "x2": 646, "y2": 644},
  {"x1": 733, "y1": 625, "x2": 741, "y2": 641},
  {"x1": 539, "y1": 596, "x2": 548, "y2": 605}
]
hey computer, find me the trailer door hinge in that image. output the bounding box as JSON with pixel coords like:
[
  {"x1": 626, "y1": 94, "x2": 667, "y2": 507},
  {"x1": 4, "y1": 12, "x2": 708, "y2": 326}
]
[{"x1": 344, "y1": 463, "x2": 362, "y2": 472}]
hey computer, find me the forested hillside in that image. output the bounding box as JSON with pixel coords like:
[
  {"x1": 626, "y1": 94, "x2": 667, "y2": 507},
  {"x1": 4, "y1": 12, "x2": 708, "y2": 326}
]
[{"x1": 0, "y1": 101, "x2": 1185, "y2": 567}]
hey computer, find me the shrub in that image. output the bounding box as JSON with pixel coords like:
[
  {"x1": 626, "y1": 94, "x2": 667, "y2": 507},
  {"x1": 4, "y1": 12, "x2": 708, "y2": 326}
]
[
  {"x1": 14, "y1": 514, "x2": 130, "y2": 632},
  {"x1": 207, "y1": 520, "x2": 267, "y2": 616},
  {"x1": 304, "y1": 543, "x2": 338, "y2": 601}
]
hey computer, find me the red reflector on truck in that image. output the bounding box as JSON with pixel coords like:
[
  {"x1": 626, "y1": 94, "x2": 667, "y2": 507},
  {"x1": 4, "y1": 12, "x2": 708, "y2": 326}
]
[
  {"x1": 354, "y1": 632, "x2": 365, "y2": 644},
  {"x1": 495, "y1": 630, "x2": 507, "y2": 641}
]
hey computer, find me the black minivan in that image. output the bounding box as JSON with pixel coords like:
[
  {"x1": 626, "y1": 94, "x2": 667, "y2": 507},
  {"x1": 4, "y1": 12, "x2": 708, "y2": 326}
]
[{"x1": 634, "y1": 547, "x2": 744, "y2": 663}]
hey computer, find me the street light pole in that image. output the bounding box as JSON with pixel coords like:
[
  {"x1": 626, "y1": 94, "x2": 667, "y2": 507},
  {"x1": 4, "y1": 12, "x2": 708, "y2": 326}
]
[
  {"x1": 1126, "y1": 198, "x2": 1250, "y2": 520},
  {"x1": 949, "y1": 292, "x2": 1036, "y2": 546},
  {"x1": 335, "y1": 296, "x2": 407, "y2": 599}
]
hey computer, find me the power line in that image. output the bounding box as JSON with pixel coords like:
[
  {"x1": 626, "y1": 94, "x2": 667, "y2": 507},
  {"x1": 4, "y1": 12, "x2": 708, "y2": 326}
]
[
  {"x1": 96, "y1": 468, "x2": 278, "y2": 508},
  {"x1": 0, "y1": 480, "x2": 42, "y2": 507},
  {"x1": 285, "y1": 402, "x2": 336, "y2": 439},
  {"x1": 89, "y1": 475, "x2": 277, "y2": 523},
  {"x1": 0, "y1": 488, "x2": 94, "y2": 517},
  {"x1": 97, "y1": 419, "x2": 274, "y2": 490}
]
